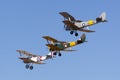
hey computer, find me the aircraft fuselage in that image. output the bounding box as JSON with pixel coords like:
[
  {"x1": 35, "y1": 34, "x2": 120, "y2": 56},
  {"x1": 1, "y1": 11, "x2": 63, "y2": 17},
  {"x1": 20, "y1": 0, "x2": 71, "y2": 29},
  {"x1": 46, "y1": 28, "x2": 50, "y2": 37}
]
[
  {"x1": 53, "y1": 41, "x2": 77, "y2": 50},
  {"x1": 74, "y1": 20, "x2": 96, "y2": 28}
]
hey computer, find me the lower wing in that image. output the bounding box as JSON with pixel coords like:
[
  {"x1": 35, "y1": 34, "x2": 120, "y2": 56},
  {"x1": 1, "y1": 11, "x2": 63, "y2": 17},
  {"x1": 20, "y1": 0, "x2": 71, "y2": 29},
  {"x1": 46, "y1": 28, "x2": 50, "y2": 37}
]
[
  {"x1": 79, "y1": 28, "x2": 95, "y2": 32},
  {"x1": 34, "y1": 61, "x2": 46, "y2": 64},
  {"x1": 19, "y1": 57, "x2": 32, "y2": 63},
  {"x1": 19, "y1": 57, "x2": 45, "y2": 64},
  {"x1": 62, "y1": 49, "x2": 77, "y2": 52}
]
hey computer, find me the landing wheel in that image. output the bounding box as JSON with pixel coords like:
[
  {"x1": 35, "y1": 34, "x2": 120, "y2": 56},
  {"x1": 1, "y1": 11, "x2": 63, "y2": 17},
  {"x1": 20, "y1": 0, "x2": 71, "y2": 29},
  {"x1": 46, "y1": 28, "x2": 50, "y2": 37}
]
[
  {"x1": 53, "y1": 52, "x2": 57, "y2": 55},
  {"x1": 70, "y1": 31, "x2": 74, "y2": 35},
  {"x1": 75, "y1": 33, "x2": 78, "y2": 36},
  {"x1": 58, "y1": 53, "x2": 62, "y2": 56},
  {"x1": 30, "y1": 66, "x2": 33, "y2": 70},
  {"x1": 25, "y1": 64, "x2": 29, "y2": 69}
]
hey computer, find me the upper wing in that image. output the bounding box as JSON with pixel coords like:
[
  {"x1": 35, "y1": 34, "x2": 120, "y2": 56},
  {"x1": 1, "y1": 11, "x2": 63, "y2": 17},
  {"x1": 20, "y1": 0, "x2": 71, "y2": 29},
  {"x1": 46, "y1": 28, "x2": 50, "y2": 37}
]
[
  {"x1": 16, "y1": 50, "x2": 37, "y2": 57},
  {"x1": 59, "y1": 12, "x2": 76, "y2": 21},
  {"x1": 43, "y1": 36, "x2": 67, "y2": 45},
  {"x1": 42, "y1": 36, "x2": 58, "y2": 43}
]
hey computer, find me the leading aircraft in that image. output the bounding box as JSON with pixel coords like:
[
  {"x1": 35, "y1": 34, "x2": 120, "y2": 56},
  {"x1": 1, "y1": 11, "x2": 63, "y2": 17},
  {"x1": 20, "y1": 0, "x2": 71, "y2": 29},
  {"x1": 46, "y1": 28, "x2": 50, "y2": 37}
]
[
  {"x1": 16, "y1": 50, "x2": 55, "y2": 70},
  {"x1": 42, "y1": 34, "x2": 87, "y2": 56},
  {"x1": 59, "y1": 12, "x2": 107, "y2": 36}
]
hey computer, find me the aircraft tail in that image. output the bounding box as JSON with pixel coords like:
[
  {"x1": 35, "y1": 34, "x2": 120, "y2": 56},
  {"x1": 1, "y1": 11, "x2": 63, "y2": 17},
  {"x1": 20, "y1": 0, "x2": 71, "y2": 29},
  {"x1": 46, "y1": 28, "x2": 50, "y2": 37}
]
[
  {"x1": 96, "y1": 12, "x2": 107, "y2": 23},
  {"x1": 76, "y1": 33, "x2": 87, "y2": 44}
]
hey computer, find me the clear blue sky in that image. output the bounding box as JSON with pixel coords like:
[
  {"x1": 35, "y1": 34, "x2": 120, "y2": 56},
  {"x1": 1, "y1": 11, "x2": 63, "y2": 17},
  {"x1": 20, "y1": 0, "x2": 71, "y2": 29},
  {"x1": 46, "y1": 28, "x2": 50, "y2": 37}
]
[{"x1": 0, "y1": 0, "x2": 119, "y2": 80}]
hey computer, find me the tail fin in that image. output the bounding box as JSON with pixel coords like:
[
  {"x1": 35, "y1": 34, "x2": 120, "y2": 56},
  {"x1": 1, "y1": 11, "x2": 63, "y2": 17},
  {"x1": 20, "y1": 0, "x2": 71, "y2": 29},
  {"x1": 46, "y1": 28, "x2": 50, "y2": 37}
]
[
  {"x1": 77, "y1": 34, "x2": 86, "y2": 44},
  {"x1": 96, "y1": 12, "x2": 107, "y2": 23}
]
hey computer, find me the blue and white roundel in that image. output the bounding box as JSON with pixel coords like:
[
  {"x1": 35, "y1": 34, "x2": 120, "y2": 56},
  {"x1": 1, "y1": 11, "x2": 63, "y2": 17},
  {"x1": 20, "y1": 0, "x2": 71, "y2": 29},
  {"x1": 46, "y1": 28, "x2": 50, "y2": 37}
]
[{"x1": 82, "y1": 23, "x2": 85, "y2": 27}]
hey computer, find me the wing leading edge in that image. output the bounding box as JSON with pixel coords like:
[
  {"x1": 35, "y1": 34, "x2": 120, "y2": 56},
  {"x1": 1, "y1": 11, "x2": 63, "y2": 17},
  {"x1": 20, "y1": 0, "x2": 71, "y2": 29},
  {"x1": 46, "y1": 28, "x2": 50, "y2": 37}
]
[
  {"x1": 59, "y1": 12, "x2": 76, "y2": 21},
  {"x1": 16, "y1": 50, "x2": 37, "y2": 57},
  {"x1": 42, "y1": 36, "x2": 58, "y2": 42}
]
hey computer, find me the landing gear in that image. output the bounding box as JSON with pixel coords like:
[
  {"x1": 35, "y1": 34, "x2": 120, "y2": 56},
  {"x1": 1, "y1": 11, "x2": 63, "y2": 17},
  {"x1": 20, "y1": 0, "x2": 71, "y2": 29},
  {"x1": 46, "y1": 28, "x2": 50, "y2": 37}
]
[
  {"x1": 70, "y1": 31, "x2": 74, "y2": 35},
  {"x1": 53, "y1": 52, "x2": 57, "y2": 55},
  {"x1": 25, "y1": 64, "x2": 33, "y2": 70},
  {"x1": 58, "y1": 53, "x2": 62, "y2": 56},
  {"x1": 75, "y1": 33, "x2": 78, "y2": 36},
  {"x1": 70, "y1": 31, "x2": 78, "y2": 37},
  {"x1": 53, "y1": 51, "x2": 62, "y2": 56},
  {"x1": 29, "y1": 66, "x2": 33, "y2": 70},
  {"x1": 25, "y1": 64, "x2": 29, "y2": 69}
]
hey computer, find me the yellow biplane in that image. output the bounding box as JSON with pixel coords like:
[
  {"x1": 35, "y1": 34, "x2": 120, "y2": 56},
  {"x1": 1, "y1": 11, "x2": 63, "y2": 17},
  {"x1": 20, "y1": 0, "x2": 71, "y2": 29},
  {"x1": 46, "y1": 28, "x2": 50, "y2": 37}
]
[{"x1": 43, "y1": 34, "x2": 87, "y2": 56}]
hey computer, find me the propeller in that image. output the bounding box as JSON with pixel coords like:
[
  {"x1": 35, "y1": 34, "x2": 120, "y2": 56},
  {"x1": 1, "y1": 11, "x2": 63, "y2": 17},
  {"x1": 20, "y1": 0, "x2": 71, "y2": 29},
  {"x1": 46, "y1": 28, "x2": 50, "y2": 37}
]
[{"x1": 64, "y1": 24, "x2": 66, "y2": 29}]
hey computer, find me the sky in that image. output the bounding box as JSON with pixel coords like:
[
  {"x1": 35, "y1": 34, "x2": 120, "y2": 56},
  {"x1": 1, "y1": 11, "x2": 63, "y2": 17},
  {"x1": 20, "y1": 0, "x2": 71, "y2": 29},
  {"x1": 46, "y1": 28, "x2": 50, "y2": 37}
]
[{"x1": 0, "y1": 0, "x2": 120, "y2": 80}]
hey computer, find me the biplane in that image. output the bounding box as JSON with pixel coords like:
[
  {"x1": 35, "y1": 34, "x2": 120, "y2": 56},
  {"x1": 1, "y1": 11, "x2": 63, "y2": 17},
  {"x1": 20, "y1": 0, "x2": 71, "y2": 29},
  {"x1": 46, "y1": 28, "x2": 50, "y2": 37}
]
[
  {"x1": 16, "y1": 50, "x2": 55, "y2": 70},
  {"x1": 42, "y1": 34, "x2": 87, "y2": 56},
  {"x1": 59, "y1": 12, "x2": 107, "y2": 36}
]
